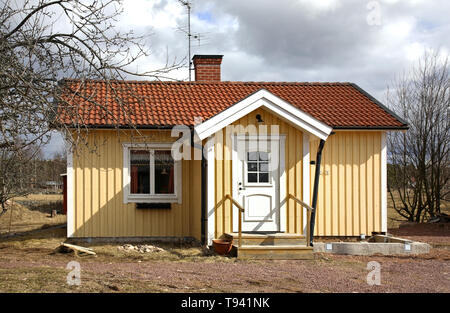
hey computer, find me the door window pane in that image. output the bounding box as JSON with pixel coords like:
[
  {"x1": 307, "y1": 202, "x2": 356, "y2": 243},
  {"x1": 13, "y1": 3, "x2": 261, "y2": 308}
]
[
  {"x1": 248, "y1": 173, "x2": 258, "y2": 183},
  {"x1": 248, "y1": 152, "x2": 258, "y2": 161},
  {"x1": 247, "y1": 151, "x2": 270, "y2": 183},
  {"x1": 155, "y1": 150, "x2": 174, "y2": 194},
  {"x1": 259, "y1": 152, "x2": 269, "y2": 161},
  {"x1": 248, "y1": 162, "x2": 258, "y2": 171},
  {"x1": 259, "y1": 162, "x2": 269, "y2": 172},
  {"x1": 130, "y1": 150, "x2": 150, "y2": 194},
  {"x1": 259, "y1": 173, "x2": 269, "y2": 183}
]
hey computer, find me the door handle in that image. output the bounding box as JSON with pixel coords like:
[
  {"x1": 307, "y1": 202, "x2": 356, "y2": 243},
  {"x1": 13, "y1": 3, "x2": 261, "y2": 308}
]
[{"x1": 239, "y1": 187, "x2": 246, "y2": 191}]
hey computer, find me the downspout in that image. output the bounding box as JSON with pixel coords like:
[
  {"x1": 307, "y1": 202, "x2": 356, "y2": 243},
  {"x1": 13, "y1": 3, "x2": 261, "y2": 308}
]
[
  {"x1": 201, "y1": 151, "x2": 207, "y2": 246},
  {"x1": 191, "y1": 130, "x2": 207, "y2": 246},
  {"x1": 309, "y1": 139, "x2": 326, "y2": 246}
]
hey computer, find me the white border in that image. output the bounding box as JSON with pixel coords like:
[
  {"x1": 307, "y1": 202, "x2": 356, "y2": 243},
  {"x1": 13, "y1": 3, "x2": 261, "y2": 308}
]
[
  {"x1": 194, "y1": 89, "x2": 332, "y2": 141},
  {"x1": 66, "y1": 149, "x2": 74, "y2": 238},
  {"x1": 381, "y1": 132, "x2": 387, "y2": 233},
  {"x1": 302, "y1": 133, "x2": 310, "y2": 235},
  {"x1": 207, "y1": 142, "x2": 215, "y2": 245},
  {"x1": 231, "y1": 134, "x2": 286, "y2": 232},
  {"x1": 122, "y1": 143, "x2": 182, "y2": 204}
]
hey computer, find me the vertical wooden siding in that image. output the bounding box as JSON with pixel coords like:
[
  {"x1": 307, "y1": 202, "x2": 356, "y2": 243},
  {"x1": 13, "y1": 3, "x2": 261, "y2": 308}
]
[
  {"x1": 213, "y1": 108, "x2": 305, "y2": 238},
  {"x1": 310, "y1": 131, "x2": 382, "y2": 236},
  {"x1": 72, "y1": 121, "x2": 384, "y2": 239},
  {"x1": 71, "y1": 130, "x2": 201, "y2": 239}
]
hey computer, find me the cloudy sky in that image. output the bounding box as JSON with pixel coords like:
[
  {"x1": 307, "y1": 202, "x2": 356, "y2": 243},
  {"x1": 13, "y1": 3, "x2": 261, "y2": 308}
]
[{"x1": 44, "y1": 0, "x2": 450, "y2": 157}]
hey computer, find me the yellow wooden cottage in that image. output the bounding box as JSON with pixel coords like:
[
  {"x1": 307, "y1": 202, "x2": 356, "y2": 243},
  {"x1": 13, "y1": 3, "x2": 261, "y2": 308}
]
[{"x1": 57, "y1": 55, "x2": 408, "y2": 258}]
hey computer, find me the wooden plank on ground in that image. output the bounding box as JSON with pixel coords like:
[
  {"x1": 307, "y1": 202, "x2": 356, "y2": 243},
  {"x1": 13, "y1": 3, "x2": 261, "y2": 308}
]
[{"x1": 60, "y1": 242, "x2": 96, "y2": 255}]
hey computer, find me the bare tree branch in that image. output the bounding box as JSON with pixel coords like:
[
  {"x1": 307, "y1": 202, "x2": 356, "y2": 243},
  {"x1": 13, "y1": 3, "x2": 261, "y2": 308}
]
[
  {"x1": 0, "y1": 0, "x2": 184, "y2": 216},
  {"x1": 387, "y1": 50, "x2": 450, "y2": 222}
]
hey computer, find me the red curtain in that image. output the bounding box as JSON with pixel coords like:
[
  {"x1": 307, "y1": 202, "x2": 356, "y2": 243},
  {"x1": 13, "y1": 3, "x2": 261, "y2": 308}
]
[
  {"x1": 131, "y1": 165, "x2": 138, "y2": 193},
  {"x1": 168, "y1": 166, "x2": 174, "y2": 194}
]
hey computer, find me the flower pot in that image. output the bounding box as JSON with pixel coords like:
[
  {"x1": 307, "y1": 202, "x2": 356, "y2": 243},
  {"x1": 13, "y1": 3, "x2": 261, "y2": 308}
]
[{"x1": 212, "y1": 239, "x2": 233, "y2": 255}]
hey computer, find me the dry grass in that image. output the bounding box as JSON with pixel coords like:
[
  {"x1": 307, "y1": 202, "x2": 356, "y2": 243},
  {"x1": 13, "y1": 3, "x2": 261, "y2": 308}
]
[
  {"x1": 387, "y1": 192, "x2": 450, "y2": 229},
  {"x1": 0, "y1": 268, "x2": 69, "y2": 293},
  {"x1": 0, "y1": 266, "x2": 192, "y2": 293},
  {"x1": 0, "y1": 194, "x2": 65, "y2": 235},
  {"x1": 13, "y1": 194, "x2": 62, "y2": 201},
  {"x1": 0, "y1": 227, "x2": 241, "y2": 292},
  {"x1": 81, "y1": 242, "x2": 237, "y2": 263},
  {"x1": 0, "y1": 226, "x2": 236, "y2": 264}
]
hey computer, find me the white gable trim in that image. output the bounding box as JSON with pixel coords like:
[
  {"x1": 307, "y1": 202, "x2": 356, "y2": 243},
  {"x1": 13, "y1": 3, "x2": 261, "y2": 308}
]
[{"x1": 194, "y1": 89, "x2": 332, "y2": 140}]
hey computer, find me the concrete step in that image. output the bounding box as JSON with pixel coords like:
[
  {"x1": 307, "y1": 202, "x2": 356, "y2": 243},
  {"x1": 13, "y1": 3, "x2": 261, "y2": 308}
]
[
  {"x1": 223, "y1": 232, "x2": 306, "y2": 246},
  {"x1": 236, "y1": 244, "x2": 314, "y2": 260}
]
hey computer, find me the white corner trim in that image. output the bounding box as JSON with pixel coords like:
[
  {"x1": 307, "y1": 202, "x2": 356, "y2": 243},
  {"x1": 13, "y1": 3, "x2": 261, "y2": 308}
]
[
  {"x1": 381, "y1": 132, "x2": 387, "y2": 233},
  {"x1": 207, "y1": 143, "x2": 215, "y2": 245},
  {"x1": 302, "y1": 133, "x2": 310, "y2": 235},
  {"x1": 194, "y1": 89, "x2": 332, "y2": 141},
  {"x1": 66, "y1": 149, "x2": 74, "y2": 238}
]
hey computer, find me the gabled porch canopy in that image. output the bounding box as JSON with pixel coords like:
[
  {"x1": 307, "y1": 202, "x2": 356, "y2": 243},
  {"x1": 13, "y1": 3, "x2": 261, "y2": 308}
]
[{"x1": 194, "y1": 89, "x2": 333, "y2": 140}]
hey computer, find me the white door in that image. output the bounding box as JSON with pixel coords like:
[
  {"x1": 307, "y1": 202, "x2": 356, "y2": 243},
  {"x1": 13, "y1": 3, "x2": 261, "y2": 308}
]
[{"x1": 234, "y1": 138, "x2": 280, "y2": 232}]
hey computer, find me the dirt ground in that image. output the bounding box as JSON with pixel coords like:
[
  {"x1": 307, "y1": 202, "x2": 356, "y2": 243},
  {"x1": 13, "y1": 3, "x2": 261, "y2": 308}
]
[
  {"x1": 0, "y1": 195, "x2": 449, "y2": 293},
  {"x1": 0, "y1": 224, "x2": 448, "y2": 293}
]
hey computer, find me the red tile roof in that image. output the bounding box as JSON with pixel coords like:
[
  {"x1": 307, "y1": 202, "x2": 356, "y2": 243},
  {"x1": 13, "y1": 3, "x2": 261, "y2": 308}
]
[{"x1": 57, "y1": 79, "x2": 407, "y2": 129}]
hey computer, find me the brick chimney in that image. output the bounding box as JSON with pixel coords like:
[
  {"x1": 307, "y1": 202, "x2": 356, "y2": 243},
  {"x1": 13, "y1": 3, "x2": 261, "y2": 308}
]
[{"x1": 192, "y1": 55, "x2": 223, "y2": 82}]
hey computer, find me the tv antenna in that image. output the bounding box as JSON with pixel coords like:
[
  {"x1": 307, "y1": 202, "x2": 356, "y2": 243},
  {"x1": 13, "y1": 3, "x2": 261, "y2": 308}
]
[{"x1": 177, "y1": 0, "x2": 205, "y2": 81}]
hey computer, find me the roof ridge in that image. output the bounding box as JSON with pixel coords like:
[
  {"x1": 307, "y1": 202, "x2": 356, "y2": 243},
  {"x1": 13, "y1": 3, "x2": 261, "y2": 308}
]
[{"x1": 62, "y1": 78, "x2": 352, "y2": 86}]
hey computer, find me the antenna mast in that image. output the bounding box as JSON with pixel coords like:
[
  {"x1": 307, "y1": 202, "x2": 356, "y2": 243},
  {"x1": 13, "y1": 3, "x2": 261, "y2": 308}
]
[{"x1": 178, "y1": 0, "x2": 193, "y2": 81}]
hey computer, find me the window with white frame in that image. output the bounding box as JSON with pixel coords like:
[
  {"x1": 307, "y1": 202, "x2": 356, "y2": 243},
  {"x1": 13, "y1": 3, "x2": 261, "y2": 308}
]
[{"x1": 123, "y1": 143, "x2": 181, "y2": 203}]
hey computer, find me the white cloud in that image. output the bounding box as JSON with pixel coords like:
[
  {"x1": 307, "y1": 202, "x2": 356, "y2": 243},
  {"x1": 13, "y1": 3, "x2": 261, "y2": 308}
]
[
  {"x1": 296, "y1": 0, "x2": 341, "y2": 14},
  {"x1": 382, "y1": 17, "x2": 416, "y2": 39},
  {"x1": 404, "y1": 42, "x2": 425, "y2": 61}
]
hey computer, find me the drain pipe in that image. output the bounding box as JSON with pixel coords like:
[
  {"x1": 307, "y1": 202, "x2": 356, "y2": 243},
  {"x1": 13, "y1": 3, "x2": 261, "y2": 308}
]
[
  {"x1": 191, "y1": 130, "x2": 208, "y2": 246},
  {"x1": 309, "y1": 139, "x2": 326, "y2": 246},
  {"x1": 201, "y1": 152, "x2": 207, "y2": 246}
]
